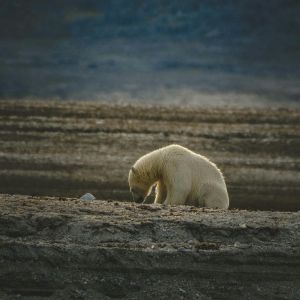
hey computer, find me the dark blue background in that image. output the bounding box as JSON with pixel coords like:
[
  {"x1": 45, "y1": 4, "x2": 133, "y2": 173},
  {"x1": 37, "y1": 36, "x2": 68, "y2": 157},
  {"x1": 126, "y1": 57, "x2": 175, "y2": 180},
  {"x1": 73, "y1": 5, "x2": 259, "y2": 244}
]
[{"x1": 0, "y1": 0, "x2": 299, "y2": 106}]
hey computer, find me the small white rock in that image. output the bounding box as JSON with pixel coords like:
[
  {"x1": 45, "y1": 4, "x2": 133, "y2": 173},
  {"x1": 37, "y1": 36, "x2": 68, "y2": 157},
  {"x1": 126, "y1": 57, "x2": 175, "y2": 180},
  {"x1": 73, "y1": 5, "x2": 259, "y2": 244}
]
[
  {"x1": 80, "y1": 193, "x2": 96, "y2": 201},
  {"x1": 239, "y1": 223, "x2": 247, "y2": 229},
  {"x1": 234, "y1": 241, "x2": 251, "y2": 249}
]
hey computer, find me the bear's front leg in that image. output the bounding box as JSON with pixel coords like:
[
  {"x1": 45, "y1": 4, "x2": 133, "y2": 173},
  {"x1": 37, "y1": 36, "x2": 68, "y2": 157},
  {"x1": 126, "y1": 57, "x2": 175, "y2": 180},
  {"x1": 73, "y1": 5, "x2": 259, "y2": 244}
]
[{"x1": 154, "y1": 181, "x2": 167, "y2": 204}]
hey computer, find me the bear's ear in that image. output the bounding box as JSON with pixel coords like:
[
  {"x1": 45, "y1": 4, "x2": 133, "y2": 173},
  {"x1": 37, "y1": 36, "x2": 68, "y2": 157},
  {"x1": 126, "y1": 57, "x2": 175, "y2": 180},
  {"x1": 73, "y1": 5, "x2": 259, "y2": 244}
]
[{"x1": 131, "y1": 166, "x2": 138, "y2": 175}]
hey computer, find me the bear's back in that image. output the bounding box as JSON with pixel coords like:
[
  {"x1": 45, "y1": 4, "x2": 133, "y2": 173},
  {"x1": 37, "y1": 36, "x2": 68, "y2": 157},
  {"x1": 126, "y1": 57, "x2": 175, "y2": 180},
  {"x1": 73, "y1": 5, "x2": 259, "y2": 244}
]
[{"x1": 162, "y1": 144, "x2": 224, "y2": 183}]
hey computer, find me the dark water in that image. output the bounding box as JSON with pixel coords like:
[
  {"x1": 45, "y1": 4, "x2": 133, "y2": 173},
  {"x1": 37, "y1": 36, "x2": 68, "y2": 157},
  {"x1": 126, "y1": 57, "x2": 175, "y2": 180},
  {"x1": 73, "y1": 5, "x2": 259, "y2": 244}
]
[{"x1": 1, "y1": 0, "x2": 299, "y2": 106}]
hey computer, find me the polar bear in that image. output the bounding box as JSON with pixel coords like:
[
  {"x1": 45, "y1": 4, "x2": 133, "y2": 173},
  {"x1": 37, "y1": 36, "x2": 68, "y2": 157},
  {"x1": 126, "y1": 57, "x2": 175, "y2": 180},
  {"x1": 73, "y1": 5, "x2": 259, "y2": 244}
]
[{"x1": 128, "y1": 144, "x2": 229, "y2": 209}]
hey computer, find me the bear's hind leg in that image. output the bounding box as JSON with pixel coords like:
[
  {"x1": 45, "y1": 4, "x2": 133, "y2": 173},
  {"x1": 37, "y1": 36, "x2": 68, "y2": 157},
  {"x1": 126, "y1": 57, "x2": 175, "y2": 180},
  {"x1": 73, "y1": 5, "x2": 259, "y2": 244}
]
[
  {"x1": 164, "y1": 182, "x2": 189, "y2": 205},
  {"x1": 164, "y1": 172, "x2": 190, "y2": 205},
  {"x1": 164, "y1": 190, "x2": 188, "y2": 205},
  {"x1": 202, "y1": 184, "x2": 229, "y2": 209}
]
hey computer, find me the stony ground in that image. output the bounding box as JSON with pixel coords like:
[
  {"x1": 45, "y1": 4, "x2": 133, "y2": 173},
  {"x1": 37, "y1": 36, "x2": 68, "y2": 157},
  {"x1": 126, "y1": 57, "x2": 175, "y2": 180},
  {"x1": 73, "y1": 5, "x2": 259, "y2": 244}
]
[
  {"x1": 0, "y1": 194, "x2": 299, "y2": 299},
  {"x1": 0, "y1": 101, "x2": 299, "y2": 299}
]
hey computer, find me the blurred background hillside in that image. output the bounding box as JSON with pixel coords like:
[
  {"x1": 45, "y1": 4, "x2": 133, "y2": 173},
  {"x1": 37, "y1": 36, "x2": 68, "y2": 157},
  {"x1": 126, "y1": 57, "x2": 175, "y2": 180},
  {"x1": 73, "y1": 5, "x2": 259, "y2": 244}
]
[{"x1": 1, "y1": 0, "x2": 299, "y2": 106}]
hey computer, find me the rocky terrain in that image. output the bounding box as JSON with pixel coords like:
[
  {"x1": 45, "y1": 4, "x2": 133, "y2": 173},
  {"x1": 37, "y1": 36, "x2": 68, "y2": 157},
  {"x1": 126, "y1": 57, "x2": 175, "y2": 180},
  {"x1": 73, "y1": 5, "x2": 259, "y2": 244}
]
[
  {"x1": 0, "y1": 194, "x2": 299, "y2": 299},
  {"x1": 0, "y1": 100, "x2": 299, "y2": 299}
]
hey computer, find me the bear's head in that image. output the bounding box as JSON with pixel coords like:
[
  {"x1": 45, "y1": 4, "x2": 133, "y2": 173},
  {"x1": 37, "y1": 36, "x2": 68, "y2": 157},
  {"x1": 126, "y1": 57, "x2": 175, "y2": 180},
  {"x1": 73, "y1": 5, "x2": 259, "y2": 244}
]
[{"x1": 128, "y1": 166, "x2": 151, "y2": 203}]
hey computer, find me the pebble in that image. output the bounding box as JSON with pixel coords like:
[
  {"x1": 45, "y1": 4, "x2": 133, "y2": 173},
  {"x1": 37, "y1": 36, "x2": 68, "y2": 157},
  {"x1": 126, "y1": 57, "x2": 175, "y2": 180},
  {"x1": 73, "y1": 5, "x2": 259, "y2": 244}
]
[
  {"x1": 234, "y1": 241, "x2": 251, "y2": 249},
  {"x1": 80, "y1": 193, "x2": 96, "y2": 201},
  {"x1": 239, "y1": 223, "x2": 247, "y2": 229}
]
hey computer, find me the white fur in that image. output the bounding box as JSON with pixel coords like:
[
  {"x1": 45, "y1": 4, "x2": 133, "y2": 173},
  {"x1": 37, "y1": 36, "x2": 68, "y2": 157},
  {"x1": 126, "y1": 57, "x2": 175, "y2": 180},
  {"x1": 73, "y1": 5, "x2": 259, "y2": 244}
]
[{"x1": 128, "y1": 144, "x2": 229, "y2": 209}]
